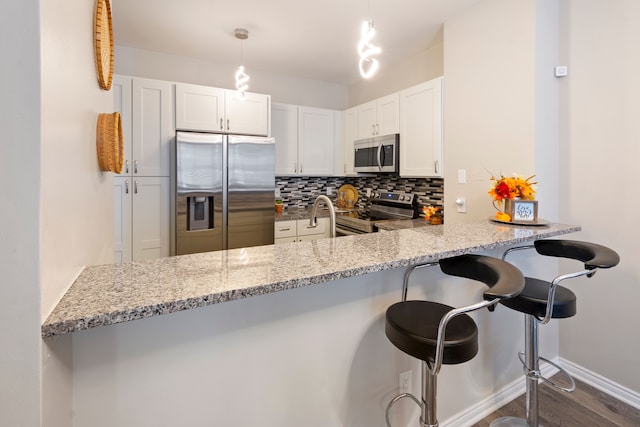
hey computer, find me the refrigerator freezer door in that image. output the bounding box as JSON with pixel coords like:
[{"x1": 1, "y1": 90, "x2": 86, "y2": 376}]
[
  {"x1": 175, "y1": 131, "x2": 224, "y2": 255},
  {"x1": 227, "y1": 135, "x2": 275, "y2": 250}
]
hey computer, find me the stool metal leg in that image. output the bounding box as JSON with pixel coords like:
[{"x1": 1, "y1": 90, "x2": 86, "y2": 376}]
[
  {"x1": 524, "y1": 314, "x2": 540, "y2": 427},
  {"x1": 421, "y1": 361, "x2": 438, "y2": 427}
]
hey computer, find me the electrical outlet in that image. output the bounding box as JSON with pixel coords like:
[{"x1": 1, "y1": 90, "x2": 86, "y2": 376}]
[
  {"x1": 366, "y1": 188, "x2": 372, "y2": 197},
  {"x1": 399, "y1": 370, "x2": 412, "y2": 394},
  {"x1": 326, "y1": 187, "x2": 333, "y2": 196},
  {"x1": 275, "y1": 188, "x2": 281, "y2": 198}
]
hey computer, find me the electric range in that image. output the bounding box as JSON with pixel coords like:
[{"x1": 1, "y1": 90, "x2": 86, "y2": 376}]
[{"x1": 335, "y1": 190, "x2": 416, "y2": 235}]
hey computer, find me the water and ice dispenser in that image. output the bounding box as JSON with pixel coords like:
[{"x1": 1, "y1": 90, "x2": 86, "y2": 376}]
[{"x1": 187, "y1": 196, "x2": 214, "y2": 231}]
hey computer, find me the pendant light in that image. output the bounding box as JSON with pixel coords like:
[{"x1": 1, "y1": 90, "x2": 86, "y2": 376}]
[
  {"x1": 234, "y1": 28, "x2": 250, "y2": 100},
  {"x1": 358, "y1": 19, "x2": 381, "y2": 79}
]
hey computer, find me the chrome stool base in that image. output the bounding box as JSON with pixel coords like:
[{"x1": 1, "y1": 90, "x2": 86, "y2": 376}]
[{"x1": 490, "y1": 416, "x2": 538, "y2": 427}]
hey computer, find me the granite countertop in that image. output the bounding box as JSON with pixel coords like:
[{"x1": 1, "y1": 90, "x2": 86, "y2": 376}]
[
  {"x1": 41, "y1": 220, "x2": 580, "y2": 337},
  {"x1": 275, "y1": 207, "x2": 334, "y2": 221},
  {"x1": 375, "y1": 218, "x2": 433, "y2": 231}
]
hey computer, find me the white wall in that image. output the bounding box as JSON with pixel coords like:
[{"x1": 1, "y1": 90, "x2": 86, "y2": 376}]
[
  {"x1": 115, "y1": 46, "x2": 349, "y2": 110},
  {"x1": 72, "y1": 250, "x2": 539, "y2": 426},
  {"x1": 0, "y1": 0, "x2": 113, "y2": 425},
  {"x1": 0, "y1": 1, "x2": 42, "y2": 425},
  {"x1": 348, "y1": 41, "x2": 444, "y2": 107},
  {"x1": 558, "y1": 0, "x2": 640, "y2": 393},
  {"x1": 443, "y1": 0, "x2": 540, "y2": 225}
]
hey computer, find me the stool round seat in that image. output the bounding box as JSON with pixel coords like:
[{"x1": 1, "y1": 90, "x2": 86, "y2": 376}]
[
  {"x1": 500, "y1": 277, "x2": 577, "y2": 319},
  {"x1": 386, "y1": 300, "x2": 478, "y2": 365}
]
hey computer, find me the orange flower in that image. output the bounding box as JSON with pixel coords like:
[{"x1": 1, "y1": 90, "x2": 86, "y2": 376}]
[{"x1": 489, "y1": 174, "x2": 537, "y2": 202}]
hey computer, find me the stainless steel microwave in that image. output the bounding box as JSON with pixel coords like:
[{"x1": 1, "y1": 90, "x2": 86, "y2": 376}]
[{"x1": 353, "y1": 134, "x2": 399, "y2": 173}]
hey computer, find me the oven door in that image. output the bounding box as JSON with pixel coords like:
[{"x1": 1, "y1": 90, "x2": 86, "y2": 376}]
[{"x1": 335, "y1": 224, "x2": 367, "y2": 236}]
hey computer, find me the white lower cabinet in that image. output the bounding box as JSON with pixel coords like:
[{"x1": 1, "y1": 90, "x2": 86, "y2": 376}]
[
  {"x1": 274, "y1": 218, "x2": 330, "y2": 243},
  {"x1": 114, "y1": 176, "x2": 170, "y2": 263}
]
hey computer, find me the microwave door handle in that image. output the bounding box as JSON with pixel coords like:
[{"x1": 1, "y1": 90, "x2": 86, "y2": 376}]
[{"x1": 377, "y1": 142, "x2": 383, "y2": 171}]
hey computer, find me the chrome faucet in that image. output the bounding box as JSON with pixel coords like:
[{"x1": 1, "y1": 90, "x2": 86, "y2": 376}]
[{"x1": 310, "y1": 195, "x2": 336, "y2": 238}]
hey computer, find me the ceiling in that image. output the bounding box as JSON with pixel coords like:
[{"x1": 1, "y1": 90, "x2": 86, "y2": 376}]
[{"x1": 111, "y1": 0, "x2": 480, "y2": 85}]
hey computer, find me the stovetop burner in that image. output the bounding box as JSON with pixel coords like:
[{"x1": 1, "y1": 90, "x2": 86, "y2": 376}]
[{"x1": 335, "y1": 190, "x2": 416, "y2": 234}]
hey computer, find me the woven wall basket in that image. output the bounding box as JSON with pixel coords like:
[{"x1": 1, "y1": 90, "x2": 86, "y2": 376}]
[{"x1": 96, "y1": 112, "x2": 123, "y2": 173}]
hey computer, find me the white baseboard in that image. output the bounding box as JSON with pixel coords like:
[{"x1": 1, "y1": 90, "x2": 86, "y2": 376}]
[
  {"x1": 558, "y1": 358, "x2": 640, "y2": 411},
  {"x1": 441, "y1": 363, "x2": 559, "y2": 427},
  {"x1": 441, "y1": 358, "x2": 640, "y2": 426}
]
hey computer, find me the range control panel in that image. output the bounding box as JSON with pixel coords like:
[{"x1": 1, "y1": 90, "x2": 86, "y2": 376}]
[{"x1": 370, "y1": 191, "x2": 414, "y2": 206}]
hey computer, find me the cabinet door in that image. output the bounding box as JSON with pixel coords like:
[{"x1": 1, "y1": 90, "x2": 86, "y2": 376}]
[
  {"x1": 225, "y1": 91, "x2": 270, "y2": 136},
  {"x1": 298, "y1": 106, "x2": 335, "y2": 176},
  {"x1": 274, "y1": 220, "x2": 297, "y2": 239},
  {"x1": 342, "y1": 107, "x2": 358, "y2": 176},
  {"x1": 399, "y1": 77, "x2": 443, "y2": 177},
  {"x1": 132, "y1": 177, "x2": 170, "y2": 261},
  {"x1": 376, "y1": 93, "x2": 400, "y2": 136},
  {"x1": 132, "y1": 78, "x2": 174, "y2": 177},
  {"x1": 175, "y1": 83, "x2": 225, "y2": 132},
  {"x1": 272, "y1": 103, "x2": 298, "y2": 175},
  {"x1": 357, "y1": 100, "x2": 377, "y2": 139},
  {"x1": 114, "y1": 177, "x2": 132, "y2": 263},
  {"x1": 113, "y1": 75, "x2": 133, "y2": 176}
]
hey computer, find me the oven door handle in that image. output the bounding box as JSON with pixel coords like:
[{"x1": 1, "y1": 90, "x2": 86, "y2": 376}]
[
  {"x1": 377, "y1": 142, "x2": 383, "y2": 171},
  {"x1": 335, "y1": 225, "x2": 363, "y2": 236}
]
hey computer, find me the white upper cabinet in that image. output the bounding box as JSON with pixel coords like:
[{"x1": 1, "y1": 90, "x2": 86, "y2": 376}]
[
  {"x1": 272, "y1": 103, "x2": 298, "y2": 175},
  {"x1": 175, "y1": 82, "x2": 270, "y2": 136},
  {"x1": 113, "y1": 76, "x2": 173, "y2": 177},
  {"x1": 272, "y1": 103, "x2": 339, "y2": 176},
  {"x1": 356, "y1": 93, "x2": 399, "y2": 139},
  {"x1": 399, "y1": 77, "x2": 444, "y2": 177},
  {"x1": 175, "y1": 83, "x2": 225, "y2": 132},
  {"x1": 132, "y1": 78, "x2": 174, "y2": 177},
  {"x1": 341, "y1": 107, "x2": 358, "y2": 176},
  {"x1": 298, "y1": 106, "x2": 337, "y2": 176},
  {"x1": 225, "y1": 91, "x2": 270, "y2": 136}
]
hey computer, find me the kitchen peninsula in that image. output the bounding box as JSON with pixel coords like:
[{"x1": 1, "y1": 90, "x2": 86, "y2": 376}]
[{"x1": 42, "y1": 220, "x2": 579, "y2": 337}]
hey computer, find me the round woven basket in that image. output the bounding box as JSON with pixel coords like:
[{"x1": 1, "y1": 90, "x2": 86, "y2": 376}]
[{"x1": 96, "y1": 112, "x2": 123, "y2": 173}]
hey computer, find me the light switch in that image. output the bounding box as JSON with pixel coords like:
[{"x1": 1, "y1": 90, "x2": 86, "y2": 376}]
[
  {"x1": 457, "y1": 169, "x2": 467, "y2": 184},
  {"x1": 456, "y1": 197, "x2": 467, "y2": 213}
]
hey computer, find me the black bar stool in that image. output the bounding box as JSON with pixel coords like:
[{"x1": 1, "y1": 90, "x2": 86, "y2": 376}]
[
  {"x1": 385, "y1": 254, "x2": 525, "y2": 427},
  {"x1": 490, "y1": 240, "x2": 620, "y2": 427}
]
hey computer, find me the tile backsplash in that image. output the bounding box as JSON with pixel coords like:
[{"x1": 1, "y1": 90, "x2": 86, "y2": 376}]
[{"x1": 276, "y1": 175, "x2": 444, "y2": 217}]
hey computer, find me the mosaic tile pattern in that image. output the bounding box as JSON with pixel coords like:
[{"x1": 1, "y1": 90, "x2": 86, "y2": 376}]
[
  {"x1": 276, "y1": 175, "x2": 445, "y2": 217},
  {"x1": 42, "y1": 220, "x2": 580, "y2": 337}
]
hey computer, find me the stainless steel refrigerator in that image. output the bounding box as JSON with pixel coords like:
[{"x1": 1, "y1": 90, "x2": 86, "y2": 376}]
[{"x1": 175, "y1": 131, "x2": 275, "y2": 255}]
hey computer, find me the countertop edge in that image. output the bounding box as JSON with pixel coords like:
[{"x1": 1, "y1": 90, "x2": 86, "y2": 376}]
[{"x1": 41, "y1": 221, "x2": 581, "y2": 338}]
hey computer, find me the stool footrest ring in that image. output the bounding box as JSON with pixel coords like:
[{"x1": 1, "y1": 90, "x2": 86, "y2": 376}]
[
  {"x1": 385, "y1": 393, "x2": 421, "y2": 427},
  {"x1": 517, "y1": 352, "x2": 576, "y2": 393}
]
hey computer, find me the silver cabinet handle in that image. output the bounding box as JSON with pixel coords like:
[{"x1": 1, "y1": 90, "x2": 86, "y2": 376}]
[
  {"x1": 344, "y1": 164, "x2": 347, "y2": 174},
  {"x1": 227, "y1": 119, "x2": 230, "y2": 130},
  {"x1": 134, "y1": 160, "x2": 138, "y2": 174},
  {"x1": 376, "y1": 124, "x2": 380, "y2": 135},
  {"x1": 125, "y1": 180, "x2": 129, "y2": 194},
  {"x1": 134, "y1": 180, "x2": 138, "y2": 194},
  {"x1": 372, "y1": 124, "x2": 376, "y2": 135},
  {"x1": 220, "y1": 118, "x2": 223, "y2": 130},
  {"x1": 300, "y1": 164, "x2": 303, "y2": 174},
  {"x1": 279, "y1": 227, "x2": 291, "y2": 232},
  {"x1": 435, "y1": 160, "x2": 439, "y2": 174},
  {"x1": 125, "y1": 159, "x2": 129, "y2": 174},
  {"x1": 294, "y1": 163, "x2": 297, "y2": 174}
]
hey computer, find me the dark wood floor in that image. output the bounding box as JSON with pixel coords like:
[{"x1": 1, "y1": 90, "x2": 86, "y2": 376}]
[{"x1": 471, "y1": 374, "x2": 640, "y2": 427}]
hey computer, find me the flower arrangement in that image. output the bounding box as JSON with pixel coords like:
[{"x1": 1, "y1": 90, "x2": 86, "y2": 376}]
[
  {"x1": 488, "y1": 174, "x2": 537, "y2": 202},
  {"x1": 489, "y1": 174, "x2": 537, "y2": 222},
  {"x1": 422, "y1": 205, "x2": 439, "y2": 220}
]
